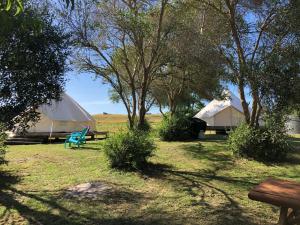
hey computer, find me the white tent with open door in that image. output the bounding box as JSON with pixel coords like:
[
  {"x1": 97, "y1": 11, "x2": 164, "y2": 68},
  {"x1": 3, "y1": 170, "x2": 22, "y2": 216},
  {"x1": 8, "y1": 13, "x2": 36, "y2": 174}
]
[
  {"x1": 27, "y1": 92, "x2": 96, "y2": 133},
  {"x1": 193, "y1": 90, "x2": 245, "y2": 127}
]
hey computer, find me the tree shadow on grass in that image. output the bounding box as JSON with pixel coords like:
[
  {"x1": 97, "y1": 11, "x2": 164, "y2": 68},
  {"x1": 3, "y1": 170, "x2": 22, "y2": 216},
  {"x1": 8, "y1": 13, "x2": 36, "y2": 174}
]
[
  {"x1": 199, "y1": 134, "x2": 228, "y2": 143},
  {"x1": 62, "y1": 181, "x2": 147, "y2": 205},
  {"x1": 142, "y1": 142, "x2": 271, "y2": 225},
  {"x1": 242, "y1": 144, "x2": 300, "y2": 167},
  {"x1": 141, "y1": 162, "x2": 175, "y2": 177},
  {"x1": 282, "y1": 138, "x2": 300, "y2": 165},
  {"x1": 190, "y1": 137, "x2": 300, "y2": 168},
  {"x1": 44, "y1": 140, "x2": 103, "y2": 151},
  {"x1": 68, "y1": 146, "x2": 102, "y2": 151},
  {"x1": 0, "y1": 171, "x2": 181, "y2": 225},
  {"x1": 0, "y1": 171, "x2": 20, "y2": 189},
  {"x1": 182, "y1": 142, "x2": 232, "y2": 162},
  {"x1": 146, "y1": 167, "x2": 268, "y2": 225}
]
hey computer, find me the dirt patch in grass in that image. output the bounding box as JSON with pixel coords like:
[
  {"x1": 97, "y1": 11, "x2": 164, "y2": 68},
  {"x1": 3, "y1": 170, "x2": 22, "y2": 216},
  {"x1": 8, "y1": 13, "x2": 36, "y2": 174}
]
[
  {"x1": 65, "y1": 181, "x2": 113, "y2": 200},
  {"x1": 64, "y1": 181, "x2": 146, "y2": 206}
]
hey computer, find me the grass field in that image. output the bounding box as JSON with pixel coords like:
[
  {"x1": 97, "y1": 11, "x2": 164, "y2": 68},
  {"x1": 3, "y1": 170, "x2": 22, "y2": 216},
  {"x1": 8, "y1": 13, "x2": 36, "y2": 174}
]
[
  {"x1": 93, "y1": 114, "x2": 162, "y2": 133},
  {"x1": 0, "y1": 116, "x2": 300, "y2": 225}
]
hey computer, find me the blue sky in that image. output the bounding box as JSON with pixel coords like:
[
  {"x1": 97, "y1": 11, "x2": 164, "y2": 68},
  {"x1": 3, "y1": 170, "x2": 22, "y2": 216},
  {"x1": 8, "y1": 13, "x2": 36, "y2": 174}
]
[
  {"x1": 65, "y1": 71, "x2": 125, "y2": 115},
  {"x1": 65, "y1": 71, "x2": 163, "y2": 115},
  {"x1": 65, "y1": 70, "x2": 251, "y2": 115}
]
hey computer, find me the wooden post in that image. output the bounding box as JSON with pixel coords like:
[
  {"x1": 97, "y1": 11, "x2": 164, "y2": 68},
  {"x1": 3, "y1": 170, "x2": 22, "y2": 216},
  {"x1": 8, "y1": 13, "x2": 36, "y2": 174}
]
[
  {"x1": 286, "y1": 209, "x2": 300, "y2": 225},
  {"x1": 278, "y1": 207, "x2": 288, "y2": 225}
]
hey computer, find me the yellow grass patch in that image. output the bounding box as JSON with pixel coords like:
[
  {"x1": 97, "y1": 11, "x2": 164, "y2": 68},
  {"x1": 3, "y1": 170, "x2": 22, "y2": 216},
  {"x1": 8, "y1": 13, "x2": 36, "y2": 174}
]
[{"x1": 93, "y1": 114, "x2": 162, "y2": 132}]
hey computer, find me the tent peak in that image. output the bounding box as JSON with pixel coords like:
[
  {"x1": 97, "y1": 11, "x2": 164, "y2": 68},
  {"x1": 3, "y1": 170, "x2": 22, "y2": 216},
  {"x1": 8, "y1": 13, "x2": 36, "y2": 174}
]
[{"x1": 194, "y1": 90, "x2": 244, "y2": 120}]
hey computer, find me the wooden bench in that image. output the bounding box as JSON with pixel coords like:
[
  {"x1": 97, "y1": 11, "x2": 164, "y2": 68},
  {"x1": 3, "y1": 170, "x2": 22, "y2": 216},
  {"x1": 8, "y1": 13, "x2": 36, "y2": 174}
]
[
  {"x1": 248, "y1": 178, "x2": 300, "y2": 225},
  {"x1": 92, "y1": 131, "x2": 109, "y2": 139}
]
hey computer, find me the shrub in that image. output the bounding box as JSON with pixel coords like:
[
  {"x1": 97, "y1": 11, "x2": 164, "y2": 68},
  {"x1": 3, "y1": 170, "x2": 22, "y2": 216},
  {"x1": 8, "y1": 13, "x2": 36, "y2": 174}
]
[
  {"x1": 103, "y1": 130, "x2": 155, "y2": 169},
  {"x1": 228, "y1": 121, "x2": 292, "y2": 162},
  {"x1": 158, "y1": 113, "x2": 200, "y2": 141},
  {"x1": 136, "y1": 118, "x2": 151, "y2": 132},
  {"x1": 127, "y1": 118, "x2": 151, "y2": 132}
]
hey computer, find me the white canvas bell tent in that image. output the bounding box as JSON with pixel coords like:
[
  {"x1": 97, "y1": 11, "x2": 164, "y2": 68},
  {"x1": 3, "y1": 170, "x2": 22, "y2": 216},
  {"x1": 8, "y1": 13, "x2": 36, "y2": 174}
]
[
  {"x1": 26, "y1": 92, "x2": 96, "y2": 133},
  {"x1": 194, "y1": 90, "x2": 245, "y2": 127}
]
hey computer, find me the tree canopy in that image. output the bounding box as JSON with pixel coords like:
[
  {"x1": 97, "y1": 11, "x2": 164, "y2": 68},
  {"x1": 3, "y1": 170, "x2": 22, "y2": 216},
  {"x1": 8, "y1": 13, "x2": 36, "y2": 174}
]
[
  {"x1": 57, "y1": 0, "x2": 299, "y2": 128},
  {"x1": 60, "y1": 0, "x2": 172, "y2": 128},
  {"x1": 0, "y1": 0, "x2": 74, "y2": 15},
  {"x1": 0, "y1": 7, "x2": 70, "y2": 131},
  {"x1": 189, "y1": 0, "x2": 300, "y2": 125},
  {"x1": 60, "y1": 0, "x2": 225, "y2": 128},
  {"x1": 150, "y1": 2, "x2": 225, "y2": 115}
]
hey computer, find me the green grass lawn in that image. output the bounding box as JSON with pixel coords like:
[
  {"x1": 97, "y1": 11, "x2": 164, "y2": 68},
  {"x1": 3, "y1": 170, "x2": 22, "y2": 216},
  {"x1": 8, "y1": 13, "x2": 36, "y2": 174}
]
[{"x1": 0, "y1": 135, "x2": 300, "y2": 225}]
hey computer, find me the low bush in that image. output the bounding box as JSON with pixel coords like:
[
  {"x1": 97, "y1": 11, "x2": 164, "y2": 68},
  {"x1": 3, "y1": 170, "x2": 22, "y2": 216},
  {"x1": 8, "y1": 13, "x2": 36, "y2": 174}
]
[
  {"x1": 103, "y1": 130, "x2": 155, "y2": 169},
  {"x1": 136, "y1": 118, "x2": 151, "y2": 132},
  {"x1": 228, "y1": 121, "x2": 292, "y2": 162},
  {"x1": 158, "y1": 113, "x2": 200, "y2": 141}
]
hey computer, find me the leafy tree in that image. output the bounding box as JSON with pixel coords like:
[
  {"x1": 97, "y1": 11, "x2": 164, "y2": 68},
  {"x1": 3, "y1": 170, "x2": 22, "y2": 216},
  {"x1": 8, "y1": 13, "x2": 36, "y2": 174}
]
[
  {"x1": 259, "y1": 0, "x2": 300, "y2": 115},
  {"x1": 60, "y1": 0, "x2": 170, "y2": 129},
  {"x1": 0, "y1": 0, "x2": 23, "y2": 15},
  {"x1": 150, "y1": 2, "x2": 224, "y2": 116},
  {"x1": 0, "y1": 0, "x2": 74, "y2": 15},
  {"x1": 0, "y1": 7, "x2": 70, "y2": 132},
  {"x1": 192, "y1": 0, "x2": 300, "y2": 126}
]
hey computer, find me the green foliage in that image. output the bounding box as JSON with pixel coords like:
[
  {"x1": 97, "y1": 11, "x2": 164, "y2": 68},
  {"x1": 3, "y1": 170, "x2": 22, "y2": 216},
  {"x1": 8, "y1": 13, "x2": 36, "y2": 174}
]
[
  {"x1": 150, "y1": 1, "x2": 224, "y2": 115},
  {"x1": 0, "y1": 0, "x2": 23, "y2": 15},
  {"x1": 228, "y1": 120, "x2": 292, "y2": 162},
  {"x1": 103, "y1": 130, "x2": 156, "y2": 170},
  {"x1": 0, "y1": 0, "x2": 75, "y2": 15},
  {"x1": 260, "y1": 39, "x2": 300, "y2": 113},
  {"x1": 228, "y1": 123, "x2": 257, "y2": 156},
  {"x1": 118, "y1": 10, "x2": 152, "y2": 37},
  {"x1": 0, "y1": 7, "x2": 69, "y2": 131},
  {"x1": 134, "y1": 118, "x2": 151, "y2": 132},
  {"x1": 158, "y1": 112, "x2": 199, "y2": 141}
]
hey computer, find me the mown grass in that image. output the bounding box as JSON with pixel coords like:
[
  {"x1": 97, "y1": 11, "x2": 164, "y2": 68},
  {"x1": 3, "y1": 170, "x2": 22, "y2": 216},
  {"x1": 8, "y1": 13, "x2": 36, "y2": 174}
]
[{"x1": 0, "y1": 122, "x2": 300, "y2": 224}]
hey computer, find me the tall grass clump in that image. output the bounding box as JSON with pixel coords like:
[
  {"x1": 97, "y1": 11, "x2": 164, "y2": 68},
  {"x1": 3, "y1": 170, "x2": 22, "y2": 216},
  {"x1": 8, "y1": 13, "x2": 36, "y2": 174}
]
[{"x1": 103, "y1": 129, "x2": 155, "y2": 170}]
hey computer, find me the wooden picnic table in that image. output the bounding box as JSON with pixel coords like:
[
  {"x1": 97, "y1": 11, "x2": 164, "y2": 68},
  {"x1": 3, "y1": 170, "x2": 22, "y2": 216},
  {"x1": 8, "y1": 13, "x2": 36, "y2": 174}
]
[{"x1": 248, "y1": 178, "x2": 300, "y2": 225}]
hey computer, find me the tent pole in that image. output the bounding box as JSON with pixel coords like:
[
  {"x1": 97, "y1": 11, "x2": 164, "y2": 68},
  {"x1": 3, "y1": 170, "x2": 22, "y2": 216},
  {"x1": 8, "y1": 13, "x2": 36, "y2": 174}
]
[{"x1": 49, "y1": 121, "x2": 54, "y2": 143}]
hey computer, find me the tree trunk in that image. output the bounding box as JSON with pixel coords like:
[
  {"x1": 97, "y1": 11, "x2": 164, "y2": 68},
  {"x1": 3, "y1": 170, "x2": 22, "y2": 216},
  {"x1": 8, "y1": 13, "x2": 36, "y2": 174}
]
[
  {"x1": 169, "y1": 95, "x2": 176, "y2": 117},
  {"x1": 225, "y1": 1, "x2": 252, "y2": 124},
  {"x1": 238, "y1": 79, "x2": 250, "y2": 124},
  {"x1": 157, "y1": 99, "x2": 165, "y2": 116},
  {"x1": 255, "y1": 102, "x2": 262, "y2": 128},
  {"x1": 131, "y1": 83, "x2": 137, "y2": 129},
  {"x1": 250, "y1": 89, "x2": 259, "y2": 126},
  {"x1": 138, "y1": 98, "x2": 147, "y2": 128},
  {"x1": 138, "y1": 81, "x2": 148, "y2": 129},
  {"x1": 119, "y1": 93, "x2": 135, "y2": 130},
  {"x1": 128, "y1": 114, "x2": 134, "y2": 129}
]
